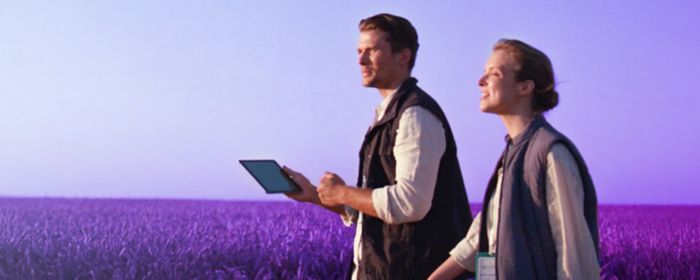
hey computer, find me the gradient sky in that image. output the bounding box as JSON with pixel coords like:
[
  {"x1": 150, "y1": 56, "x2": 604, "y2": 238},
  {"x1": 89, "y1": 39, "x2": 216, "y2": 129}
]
[{"x1": 1, "y1": 1, "x2": 698, "y2": 204}]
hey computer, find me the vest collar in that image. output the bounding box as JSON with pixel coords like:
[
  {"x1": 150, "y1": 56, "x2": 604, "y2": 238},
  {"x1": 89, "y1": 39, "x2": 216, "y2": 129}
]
[
  {"x1": 371, "y1": 77, "x2": 418, "y2": 129},
  {"x1": 508, "y1": 114, "x2": 547, "y2": 147}
]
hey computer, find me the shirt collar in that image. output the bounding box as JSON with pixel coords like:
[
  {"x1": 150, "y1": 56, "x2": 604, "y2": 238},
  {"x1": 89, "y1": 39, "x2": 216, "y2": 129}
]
[
  {"x1": 508, "y1": 115, "x2": 547, "y2": 146},
  {"x1": 374, "y1": 83, "x2": 402, "y2": 122}
]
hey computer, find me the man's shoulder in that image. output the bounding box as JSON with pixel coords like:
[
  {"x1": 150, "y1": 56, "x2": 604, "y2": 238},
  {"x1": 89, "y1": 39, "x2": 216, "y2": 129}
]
[
  {"x1": 399, "y1": 86, "x2": 441, "y2": 111},
  {"x1": 395, "y1": 95, "x2": 447, "y2": 132}
]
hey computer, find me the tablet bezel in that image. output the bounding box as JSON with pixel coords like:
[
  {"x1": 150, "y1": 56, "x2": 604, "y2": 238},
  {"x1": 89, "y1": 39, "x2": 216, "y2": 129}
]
[{"x1": 239, "y1": 159, "x2": 302, "y2": 194}]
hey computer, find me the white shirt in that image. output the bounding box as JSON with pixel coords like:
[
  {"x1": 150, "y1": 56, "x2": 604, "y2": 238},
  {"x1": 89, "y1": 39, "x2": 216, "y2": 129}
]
[
  {"x1": 342, "y1": 89, "x2": 447, "y2": 279},
  {"x1": 449, "y1": 143, "x2": 600, "y2": 280}
]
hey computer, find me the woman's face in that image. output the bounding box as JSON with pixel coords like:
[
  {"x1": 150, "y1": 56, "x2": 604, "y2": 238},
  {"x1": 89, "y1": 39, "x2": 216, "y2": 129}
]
[{"x1": 477, "y1": 50, "x2": 524, "y2": 114}]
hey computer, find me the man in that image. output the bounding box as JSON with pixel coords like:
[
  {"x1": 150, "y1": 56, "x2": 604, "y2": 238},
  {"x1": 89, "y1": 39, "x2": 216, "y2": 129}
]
[{"x1": 283, "y1": 13, "x2": 472, "y2": 279}]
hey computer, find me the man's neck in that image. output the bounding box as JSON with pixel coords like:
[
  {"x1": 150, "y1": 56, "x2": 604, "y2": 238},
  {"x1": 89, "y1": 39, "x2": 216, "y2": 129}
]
[{"x1": 377, "y1": 73, "x2": 410, "y2": 99}]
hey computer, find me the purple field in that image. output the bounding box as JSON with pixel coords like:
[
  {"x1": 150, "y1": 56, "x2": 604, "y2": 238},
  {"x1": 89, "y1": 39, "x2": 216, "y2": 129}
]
[{"x1": 0, "y1": 198, "x2": 698, "y2": 279}]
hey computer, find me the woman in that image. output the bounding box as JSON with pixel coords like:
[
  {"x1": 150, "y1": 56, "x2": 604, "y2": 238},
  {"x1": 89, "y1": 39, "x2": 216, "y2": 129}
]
[{"x1": 429, "y1": 39, "x2": 600, "y2": 280}]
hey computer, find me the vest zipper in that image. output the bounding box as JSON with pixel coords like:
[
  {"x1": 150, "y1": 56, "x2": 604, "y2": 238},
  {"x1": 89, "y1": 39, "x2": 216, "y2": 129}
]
[{"x1": 494, "y1": 136, "x2": 511, "y2": 278}]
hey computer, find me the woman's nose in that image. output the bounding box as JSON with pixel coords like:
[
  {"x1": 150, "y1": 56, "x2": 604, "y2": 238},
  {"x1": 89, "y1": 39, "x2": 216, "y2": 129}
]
[{"x1": 478, "y1": 75, "x2": 486, "y2": 87}]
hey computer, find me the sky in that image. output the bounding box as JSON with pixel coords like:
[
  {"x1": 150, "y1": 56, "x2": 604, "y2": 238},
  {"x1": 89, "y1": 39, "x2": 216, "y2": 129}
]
[{"x1": 1, "y1": 1, "x2": 698, "y2": 204}]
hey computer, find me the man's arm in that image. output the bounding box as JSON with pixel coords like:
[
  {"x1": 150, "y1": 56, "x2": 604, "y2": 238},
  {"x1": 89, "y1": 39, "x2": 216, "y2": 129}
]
[
  {"x1": 316, "y1": 106, "x2": 446, "y2": 224},
  {"x1": 317, "y1": 173, "x2": 379, "y2": 217},
  {"x1": 283, "y1": 166, "x2": 345, "y2": 215},
  {"x1": 373, "y1": 106, "x2": 446, "y2": 224}
]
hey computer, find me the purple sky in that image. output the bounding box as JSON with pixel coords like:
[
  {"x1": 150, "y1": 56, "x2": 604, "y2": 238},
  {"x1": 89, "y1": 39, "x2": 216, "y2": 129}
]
[{"x1": 1, "y1": 2, "x2": 698, "y2": 204}]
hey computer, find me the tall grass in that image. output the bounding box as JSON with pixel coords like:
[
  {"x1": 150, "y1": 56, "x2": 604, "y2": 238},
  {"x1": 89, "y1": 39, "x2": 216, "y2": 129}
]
[{"x1": 0, "y1": 198, "x2": 698, "y2": 279}]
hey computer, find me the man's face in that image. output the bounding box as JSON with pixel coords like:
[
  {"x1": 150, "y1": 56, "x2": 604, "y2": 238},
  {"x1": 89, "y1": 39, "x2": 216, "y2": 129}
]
[
  {"x1": 357, "y1": 29, "x2": 403, "y2": 88},
  {"x1": 477, "y1": 50, "x2": 524, "y2": 114}
]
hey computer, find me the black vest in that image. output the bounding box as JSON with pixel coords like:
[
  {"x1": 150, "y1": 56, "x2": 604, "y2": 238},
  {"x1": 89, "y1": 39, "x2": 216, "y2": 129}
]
[
  {"x1": 479, "y1": 116, "x2": 599, "y2": 279},
  {"x1": 355, "y1": 78, "x2": 473, "y2": 279}
]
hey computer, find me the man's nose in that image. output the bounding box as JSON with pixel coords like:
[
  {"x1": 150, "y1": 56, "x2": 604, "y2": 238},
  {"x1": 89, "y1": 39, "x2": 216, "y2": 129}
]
[{"x1": 358, "y1": 51, "x2": 369, "y2": 65}]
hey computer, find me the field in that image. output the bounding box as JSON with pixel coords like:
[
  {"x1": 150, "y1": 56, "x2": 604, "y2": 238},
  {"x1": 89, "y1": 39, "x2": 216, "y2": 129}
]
[{"x1": 0, "y1": 198, "x2": 698, "y2": 279}]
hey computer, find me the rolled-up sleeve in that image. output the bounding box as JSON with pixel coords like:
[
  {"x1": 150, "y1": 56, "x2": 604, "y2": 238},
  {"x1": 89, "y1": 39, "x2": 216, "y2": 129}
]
[
  {"x1": 449, "y1": 212, "x2": 481, "y2": 272},
  {"x1": 372, "y1": 106, "x2": 446, "y2": 224}
]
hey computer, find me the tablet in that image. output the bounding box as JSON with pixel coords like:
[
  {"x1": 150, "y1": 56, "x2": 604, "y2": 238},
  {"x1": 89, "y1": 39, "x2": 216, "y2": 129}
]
[{"x1": 239, "y1": 160, "x2": 301, "y2": 194}]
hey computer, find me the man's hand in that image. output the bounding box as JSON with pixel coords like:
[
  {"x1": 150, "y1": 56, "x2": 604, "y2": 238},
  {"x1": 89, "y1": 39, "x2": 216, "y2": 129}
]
[
  {"x1": 282, "y1": 166, "x2": 319, "y2": 204},
  {"x1": 317, "y1": 172, "x2": 347, "y2": 207}
]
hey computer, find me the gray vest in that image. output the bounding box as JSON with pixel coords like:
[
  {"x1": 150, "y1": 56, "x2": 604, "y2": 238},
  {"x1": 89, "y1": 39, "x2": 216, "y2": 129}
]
[{"x1": 479, "y1": 116, "x2": 599, "y2": 279}]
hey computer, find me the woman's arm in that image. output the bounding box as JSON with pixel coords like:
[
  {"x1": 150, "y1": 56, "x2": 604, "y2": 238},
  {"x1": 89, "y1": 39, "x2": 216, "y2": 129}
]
[
  {"x1": 546, "y1": 143, "x2": 600, "y2": 280},
  {"x1": 429, "y1": 257, "x2": 467, "y2": 280},
  {"x1": 429, "y1": 212, "x2": 483, "y2": 279}
]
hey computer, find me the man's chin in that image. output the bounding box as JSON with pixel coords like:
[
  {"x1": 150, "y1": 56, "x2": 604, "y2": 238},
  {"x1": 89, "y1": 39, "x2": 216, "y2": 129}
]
[{"x1": 361, "y1": 78, "x2": 377, "y2": 88}]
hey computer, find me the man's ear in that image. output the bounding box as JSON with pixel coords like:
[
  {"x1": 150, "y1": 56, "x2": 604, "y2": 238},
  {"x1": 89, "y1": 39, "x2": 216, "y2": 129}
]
[
  {"x1": 519, "y1": 80, "x2": 535, "y2": 97},
  {"x1": 399, "y1": 48, "x2": 412, "y2": 66}
]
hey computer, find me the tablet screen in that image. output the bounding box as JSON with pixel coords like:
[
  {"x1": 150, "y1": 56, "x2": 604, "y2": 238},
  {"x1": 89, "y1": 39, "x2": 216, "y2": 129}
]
[{"x1": 239, "y1": 160, "x2": 301, "y2": 193}]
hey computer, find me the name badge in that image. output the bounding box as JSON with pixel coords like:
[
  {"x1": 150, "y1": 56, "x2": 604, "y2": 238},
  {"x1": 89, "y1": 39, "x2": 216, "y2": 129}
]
[{"x1": 476, "y1": 252, "x2": 496, "y2": 280}]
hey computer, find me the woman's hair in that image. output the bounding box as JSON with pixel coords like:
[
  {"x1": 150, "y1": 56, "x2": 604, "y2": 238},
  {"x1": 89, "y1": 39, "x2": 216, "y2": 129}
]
[{"x1": 494, "y1": 39, "x2": 559, "y2": 113}]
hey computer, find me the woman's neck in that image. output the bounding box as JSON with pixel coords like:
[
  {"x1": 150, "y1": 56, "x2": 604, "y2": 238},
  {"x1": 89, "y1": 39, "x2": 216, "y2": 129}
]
[{"x1": 499, "y1": 111, "x2": 537, "y2": 140}]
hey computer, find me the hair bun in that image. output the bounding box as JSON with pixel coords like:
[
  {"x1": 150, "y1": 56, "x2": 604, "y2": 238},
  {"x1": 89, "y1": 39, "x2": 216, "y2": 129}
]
[
  {"x1": 533, "y1": 89, "x2": 559, "y2": 112},
  {"x1": 545, "y1": 89, "x2": 559, "y2": 111}
]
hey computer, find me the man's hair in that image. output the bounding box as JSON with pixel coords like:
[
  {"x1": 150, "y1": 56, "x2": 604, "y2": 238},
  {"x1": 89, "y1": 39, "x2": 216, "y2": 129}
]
[
  {"x1": 359, "y1": 13, "x2": 419, "y2": 70},
  {"x1": 494, "y1": 39, "x2": 559, "y2": 113}
]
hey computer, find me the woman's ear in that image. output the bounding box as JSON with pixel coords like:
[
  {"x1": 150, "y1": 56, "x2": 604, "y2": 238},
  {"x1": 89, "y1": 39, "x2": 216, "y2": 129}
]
[{"x1": 519, "y1": 80, "x2": 535, "y2": 97}]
